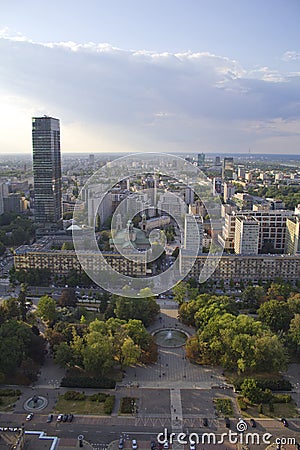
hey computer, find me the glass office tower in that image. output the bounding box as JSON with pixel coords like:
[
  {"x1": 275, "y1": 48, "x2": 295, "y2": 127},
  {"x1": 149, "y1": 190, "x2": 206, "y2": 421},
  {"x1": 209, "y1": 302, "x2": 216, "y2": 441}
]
[{"x1": 32, "y1": 116, "x2": 62, "y2": 234}]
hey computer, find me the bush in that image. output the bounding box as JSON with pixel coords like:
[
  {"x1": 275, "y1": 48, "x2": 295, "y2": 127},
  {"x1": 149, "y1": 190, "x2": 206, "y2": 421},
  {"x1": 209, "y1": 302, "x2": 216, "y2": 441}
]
[
  {"x1": 63, "y1": 391, "x2": 86, "y2": 401},
  {"x1": 214, "y1": 398, "x2": 233, "y2": 417},
  {"x1": 273, "y1": 394, "x2": 292, "y2": 403},
  {"x1": 103, "y1": 395, "x2": 115, "y2": 415},
  {"x1": 0, "y1": 389, "x2": 21, "y2": 397},
  {"x1": 90, "y1": 393, "x2": 108, "y2": 403},
  {"x1": 120, "y1": 397, "x2": 136, "y2": 414},
  {"x1": 237, "y1": 397, "x2": 248, "y2": 411},
  {"x1": 258, "y1": 403, "x2": 263, "y2": 414},
  {"x1": 233, "y1": 376, "x2": 292, "y2": 392},
  {"x1": 61, "y1": 376, "x2": 116, "y2": 389}
]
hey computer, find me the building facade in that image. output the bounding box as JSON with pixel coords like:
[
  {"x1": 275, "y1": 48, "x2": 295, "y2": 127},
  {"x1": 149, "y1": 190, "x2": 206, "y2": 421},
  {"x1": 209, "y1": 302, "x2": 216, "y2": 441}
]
[
  {"x1": 234, "y1": 216, "x2": 259, "y2": 255},
  {"x1": 32, "y1": 116, "x2": 62, "y2": 234}
]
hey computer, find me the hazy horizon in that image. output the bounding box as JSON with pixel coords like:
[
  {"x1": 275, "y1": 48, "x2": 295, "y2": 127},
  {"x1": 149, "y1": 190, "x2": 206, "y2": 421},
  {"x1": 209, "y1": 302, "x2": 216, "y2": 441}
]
[{"x1": 1, "y1": 1, "x2": 300, "y2": 155}]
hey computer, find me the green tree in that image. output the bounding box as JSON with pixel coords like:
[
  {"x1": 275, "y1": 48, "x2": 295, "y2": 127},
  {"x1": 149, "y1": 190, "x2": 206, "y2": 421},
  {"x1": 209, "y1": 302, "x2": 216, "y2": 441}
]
[
  {"x1": 54, "y1": 342, "x2": 75, "y2": 368},
  {"x1": 120, "y1": 337, "x2": 141, "y2": 368},
  {"x1": 58, "y1": 288, "x2": 77, "y2": 307},
  {"x1": 258, "y1": 300, "x2": 293, "y2": 332},
  {"x1": 173, "y1": 282, "x2": 187, "y2": 305},
  {"x1": 242, "y1": 286, "x2": 265, "y2": 310},
  {"x1": 241, "y1": 378, "x2": 263, "y2": 404},
  {"x1": 36, "y1": 295, "x2": 57, "y2": 323},
  {"x1": 83, "y1": 333, "x2": 114, "y2": 376}
]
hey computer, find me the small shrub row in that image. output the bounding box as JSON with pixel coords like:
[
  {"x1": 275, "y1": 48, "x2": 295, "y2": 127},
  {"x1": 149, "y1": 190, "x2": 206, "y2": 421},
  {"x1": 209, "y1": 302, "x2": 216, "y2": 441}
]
[
  {"x1": 61, "y1": 376, "x2": 116, "y2": 389},
  {"x1": 63, "y1": 391, "x2": 86, "y2": 401},
  {"x1": 0, "y1": 389, "x2": 21, "y2": 397},
  {"x1": 273, "y1": 394, "x2": 292, "y2": 403},
  {"x1": 90, "y1": 393, "x2": 108, "y2": 403},
  {"x1": 234, "y1": 377, "x2": 292, "y2": 392},
  {"x1": 104, "y1": 395, "x2": 115, "y2": 415}
]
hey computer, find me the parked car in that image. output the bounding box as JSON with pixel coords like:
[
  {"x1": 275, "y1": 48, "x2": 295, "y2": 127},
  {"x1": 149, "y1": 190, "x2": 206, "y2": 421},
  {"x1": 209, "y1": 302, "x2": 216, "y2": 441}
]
[
  {"x1": 132, "y1": 439, "x2": 138, "y2": 449},
  {"x1": 57, "y1": 414, "x2": 63, "y2": 422},
  {"x1": 150, "y1": 440, "x2": 156, "y2": 450},
  {"x1": 62, "y1": 414, "x2": 68, "y2": 422},
  {"x1": 203, "y1": 417, "x2": 208, "y2": 427},
  {"x1": 190, "y1": 442, "x2": 196, "y2": 450},
  {"x1": 67, "y1": 414, "x2": 74, "y2": 422},
  {"x1": 46, "y1": 414, "x2": 53, "y2": 423},
  {"x1": 250, "y1": 418, "x2": 256, "y2": 428},
  {"x1": 281, "y1": 418, "x2": 289, "y2": 427},
  {"x1": 26, "y1": 413, "x2": 33, "y2": 421},
  {"x1": 163, "y1": 442, "x2": 169, "y2": 449},
  {"x1": 225, "y1": 417, "x2": 230, "y2": 428},
  {"x1": 118, "y1": 437, "x2": 124, "y2": 449}
]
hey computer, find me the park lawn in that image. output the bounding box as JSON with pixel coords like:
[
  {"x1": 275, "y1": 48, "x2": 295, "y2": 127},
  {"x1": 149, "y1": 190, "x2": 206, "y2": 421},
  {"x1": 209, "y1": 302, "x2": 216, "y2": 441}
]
[
  {"x1": 241, "y1": 401, "x2": 299, "y2": 419},
  {"x1": 54, "y1": 396, "x2": 106, "y2": 415},
  {"x1": 0, "y1": 395, "x2": 19, "y2": 412}
]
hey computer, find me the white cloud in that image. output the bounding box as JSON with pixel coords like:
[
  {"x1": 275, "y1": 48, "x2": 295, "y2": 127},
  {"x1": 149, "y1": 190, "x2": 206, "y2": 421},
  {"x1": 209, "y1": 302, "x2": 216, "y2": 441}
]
[
  {"x1": 282, "y1": 51, "x2": 300, "y2": 61},
  {"x1": 0, "y1": 31, "x2": 300, "y2": 153}
]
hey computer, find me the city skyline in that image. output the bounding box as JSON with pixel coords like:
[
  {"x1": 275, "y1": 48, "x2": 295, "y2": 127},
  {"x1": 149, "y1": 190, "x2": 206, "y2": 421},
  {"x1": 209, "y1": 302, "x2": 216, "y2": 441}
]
[{"x1": 1, "y1": 1, "x2": 300, "y2": 154}]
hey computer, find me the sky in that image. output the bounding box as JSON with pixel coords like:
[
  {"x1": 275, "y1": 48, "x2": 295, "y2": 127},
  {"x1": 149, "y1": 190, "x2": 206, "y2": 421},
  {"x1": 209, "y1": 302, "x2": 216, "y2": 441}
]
[{"x1": 1, "y1": 0, "x2": 300, "y2": 155}]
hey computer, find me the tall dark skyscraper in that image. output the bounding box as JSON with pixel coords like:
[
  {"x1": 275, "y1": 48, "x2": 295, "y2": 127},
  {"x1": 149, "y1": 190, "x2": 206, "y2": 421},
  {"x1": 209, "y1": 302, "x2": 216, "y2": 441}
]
[{"x1": 32, "y1": 116, "x2": 62, "y2": 234}]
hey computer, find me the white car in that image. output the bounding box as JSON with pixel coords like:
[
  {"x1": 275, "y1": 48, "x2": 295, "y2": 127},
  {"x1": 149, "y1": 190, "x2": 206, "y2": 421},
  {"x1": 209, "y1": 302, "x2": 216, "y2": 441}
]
[
  {"x1": 190, "y1": 443, "x2": 196, "y2": 450},
  {"x1": 163, "y1": 442, "x2": 169, "y2": 449},
  {"x1": 26, "y1": 413, "x2": 33, "y2": 421},
  {"x1": 57, "y1": 414, "x2": 63, "y2": 422},
  {"x1": 132, "y1": 439, "x2": 138, "y2": 449}
]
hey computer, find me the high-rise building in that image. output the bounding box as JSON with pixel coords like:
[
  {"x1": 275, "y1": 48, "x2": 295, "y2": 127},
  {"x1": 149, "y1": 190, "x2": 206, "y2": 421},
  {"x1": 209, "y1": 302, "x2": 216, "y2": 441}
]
[
  {"x1": 197, "y1": 153, "x2": 205, "y2": 167},
  {"x1": 234, "y1": 216, "x2": 259, "y2": 255},
  {"x1": 32, "y1": 116, "x2": 62, "y2": 234},
  {"x1": 222, "y1": 157, "x2": 234, "y2": 179},
  {"x1": 286, "y1": 216, "x2": 300, "y2": 255},
  {"x1": 223, "y1": 182, "x2": 235, "y2": 202},
  {"x1": 184, "y1": 213, "x2": 203, "y2": 255}
]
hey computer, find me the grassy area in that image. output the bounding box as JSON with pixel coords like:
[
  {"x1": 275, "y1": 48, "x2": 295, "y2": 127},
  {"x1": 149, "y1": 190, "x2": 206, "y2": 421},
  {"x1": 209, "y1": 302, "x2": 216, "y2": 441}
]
[
  {"x1": 54, "y1": 393, "x2": 115, "y2": 415},
  {"x1": 241, "y1": 401, "x2": 299, "y2": 419},
  {"x1": 0, "y1": 396, "x2": 19, "y2": 412}
]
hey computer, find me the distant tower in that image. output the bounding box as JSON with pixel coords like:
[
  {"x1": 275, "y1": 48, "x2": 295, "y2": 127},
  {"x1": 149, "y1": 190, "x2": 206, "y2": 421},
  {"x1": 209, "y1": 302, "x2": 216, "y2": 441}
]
[
  {"x1": 32, "y1": 116, "x2": 62, "y2": 235},
  {"x1": 197, "y1": 153, "x2": 205, "y2": 167},
  {"x1": 222, "y1": 157, "x2": 234, "y2": 179},
  {"x1": 184, "y1": 213, "x2": 203, "y2": 255},
  {"x1": 89, "y1": 154, "x2": 95, "y2": 166},
  {"x1": 116, "y1": 213, "x2": 123, "y2": 231},
  {"x1": 141, "y1": 213, "x2": 147, "y2": 231}
]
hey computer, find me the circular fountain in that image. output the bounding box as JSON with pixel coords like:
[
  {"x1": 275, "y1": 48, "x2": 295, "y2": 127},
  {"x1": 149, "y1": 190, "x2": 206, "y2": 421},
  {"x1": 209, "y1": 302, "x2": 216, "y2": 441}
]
[
  {"x1": 24, "y1": 394, "x2": 48, "y2": 412},
  {"x1": 153, "y1": 328, "x2": 188, "y2": 348}
]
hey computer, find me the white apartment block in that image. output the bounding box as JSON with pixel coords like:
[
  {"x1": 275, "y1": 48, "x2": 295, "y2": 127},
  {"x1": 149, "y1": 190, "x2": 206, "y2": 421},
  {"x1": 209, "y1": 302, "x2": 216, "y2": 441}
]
[
  {"x1": 219, "y1": 209, "x2": 294, "y2": 253},
  {"x1": 234, "y1": 216, "x2": 259, "y2": 255},
  {"x1": 184, "y1": 213, "x2": 203, "y2": 255}
]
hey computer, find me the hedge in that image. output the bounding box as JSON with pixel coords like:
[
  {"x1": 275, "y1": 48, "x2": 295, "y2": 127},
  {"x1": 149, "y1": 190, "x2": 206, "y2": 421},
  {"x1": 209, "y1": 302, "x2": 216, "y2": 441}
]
[
  {"x1": 233, "y1": 377, "x2": 292, "y2": 392},
  {"x1": 63, "y1": 391, "x2": 86, "y2": 401},
  {"x1": 273, "y1": 394, "x2": 292, "y2": 403},
  {"x1": 104, "y1": 395, "x2": 115, "y2": 414},
  {"x1": 90, "y1": 393, "x2": 108, "y2": 402},
  {"x1": 61, "y1": 376, "x2": 116, "y2": 389},
  {"x1": 0, "y1": 389, "x2": 21, "y2": 397}
]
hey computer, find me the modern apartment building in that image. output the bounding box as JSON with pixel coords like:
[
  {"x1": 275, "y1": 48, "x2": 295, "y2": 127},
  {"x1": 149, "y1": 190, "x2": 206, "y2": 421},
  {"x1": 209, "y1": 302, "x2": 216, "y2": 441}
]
[
  {"x1": 219, "y1": 209, "x2": 294, "y2": 253},
  {"x1": 234, "y1": 216, "x2": 259, "y2": 255},
  {"x1": 286, "y1": 216, "x2": 300, "y2": 255},
  {"x1": 184, "y1": 213, "x2": 203, "y2": 255},
  {"x1": 32, "y1": 116, "x2": 62, "y2": 234}
]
